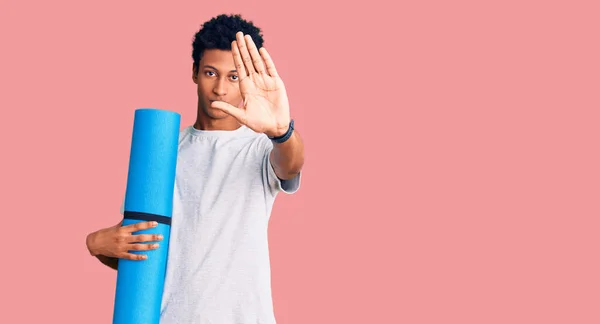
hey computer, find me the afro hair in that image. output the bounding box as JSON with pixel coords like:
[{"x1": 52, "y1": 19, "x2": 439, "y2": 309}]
[{"x1": 192, "y1": 14, "x2": 264, "y2": 74}]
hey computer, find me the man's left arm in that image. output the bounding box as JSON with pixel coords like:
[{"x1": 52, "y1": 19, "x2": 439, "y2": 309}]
[
  {"x1": 269, "y1": 130, "x2": 305, "y2": 180},
  {"x1": 208, "y1": 32, "x2": 305, "y2": 181}
]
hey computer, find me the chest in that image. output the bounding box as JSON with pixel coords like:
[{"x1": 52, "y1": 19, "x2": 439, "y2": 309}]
[{"x1": 172, "y1": 138, "x2": 267, "y2": 206}]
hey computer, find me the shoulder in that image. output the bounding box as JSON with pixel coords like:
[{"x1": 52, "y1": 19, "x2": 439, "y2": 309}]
[
  {"x1": 175, "y1": 126, "x2": 190, "y2": 148},
  {"x1": 231, "y1": 126, "x2": 274, "y2": 154},
  {"x1": 178, "y1": 126, "x2": 191, "y2": 141}
]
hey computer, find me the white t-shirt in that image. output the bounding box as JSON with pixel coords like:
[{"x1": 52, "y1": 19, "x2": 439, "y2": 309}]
[{"x1": 121, "y1": 125, "x2": 301, "y2": 324}]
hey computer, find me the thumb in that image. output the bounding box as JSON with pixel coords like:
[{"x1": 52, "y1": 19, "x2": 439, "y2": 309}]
[{"x1": 211, "y1": 101, "x2": 246, "y2": 124}]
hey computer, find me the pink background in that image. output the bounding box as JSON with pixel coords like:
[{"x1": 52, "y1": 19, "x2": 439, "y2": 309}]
[{"x1": 1, "y1": 0, "x2": 599, "y2": 323}]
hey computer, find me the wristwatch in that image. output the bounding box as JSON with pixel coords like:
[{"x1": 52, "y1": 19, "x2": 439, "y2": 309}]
[{"x1": 268, "y1": 119, "x2": 294, "y2": 144}]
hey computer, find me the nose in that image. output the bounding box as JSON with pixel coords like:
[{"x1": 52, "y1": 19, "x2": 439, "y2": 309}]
[{"x1": 213, "y1": 77, "x2": 227, "y2": 96}]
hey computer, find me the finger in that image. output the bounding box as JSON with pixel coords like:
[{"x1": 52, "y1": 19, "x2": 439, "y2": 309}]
[
  {"x1": 211, "y1": 100, "x2": 247, "y2": 125},
  {"x1": 123, "y1": 252, "x2": 148, "y2": 261},
  {"x1": 231, "y1": 40, "x2": 248, "y2": 78},
  {"x1": 235, "y1": 31, "x2": 257, "y2": 75},
  {"x1": 123, "y1": 221, "x2": 158, "y2": 233},
  {"x1": 128, "y1": 243, "x2": 160, "y2": 251},
  {"x1": 244, "y1": 34, "x2": 266, "y2": 74},
  {"x1": 129, "y1": 233, "x2": 163, "y2": 243},
  {"x1": 259, "y1": 47, "x2": 279, "y2": 77}
]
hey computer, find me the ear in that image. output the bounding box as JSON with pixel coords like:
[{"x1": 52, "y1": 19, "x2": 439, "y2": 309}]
[{"x1": 192, "y1": 64, "x2": 199, "y2": 84}]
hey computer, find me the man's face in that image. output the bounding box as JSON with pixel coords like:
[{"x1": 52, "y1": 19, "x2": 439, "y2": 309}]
[{"x1": 193, "y1": 49, "x2": 242, "y2": 120}]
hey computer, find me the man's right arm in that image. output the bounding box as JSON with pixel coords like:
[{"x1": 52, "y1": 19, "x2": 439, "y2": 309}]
[
  {"x1": 86, "y1": 220, "x2": 163, "y2": 270},
  {"x1": 95, "y1": 254, "x2": 119, "y2": 270}
]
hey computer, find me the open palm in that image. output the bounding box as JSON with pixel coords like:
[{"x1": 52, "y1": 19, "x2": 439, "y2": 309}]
[{"x1": 211, "y1": 32, "x2": 291, "y2": 137}]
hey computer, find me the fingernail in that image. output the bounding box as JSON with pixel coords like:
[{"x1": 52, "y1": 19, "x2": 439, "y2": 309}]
[
  {"x1": 153, "y1": 244, "x2": 160, "y2": 249},
  {"x1": 142, "y1": 255, "x2": 147, "y2": 260},
  {"x1": 158, "y1": 235, "x2": 164, "y2": 240},
  {"x1": 152, "y1": 221, "x2": 158, "y2": 226}
]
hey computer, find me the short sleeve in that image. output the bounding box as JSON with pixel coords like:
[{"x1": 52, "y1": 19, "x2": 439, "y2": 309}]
[
  {"x1": 262, "y1": 139, "x2": 302, "y2": 195},
  {"x1": 119, "y1": 193, "x2": 125, "y2": 215}
]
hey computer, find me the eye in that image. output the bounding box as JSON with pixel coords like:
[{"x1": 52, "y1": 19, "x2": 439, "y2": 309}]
[
  {"x1": 230, "y1": 75, "x2": 239, "y2": 81},
  {"x1": 205, "y1": 71, "x2": 216, "y2": 77}
]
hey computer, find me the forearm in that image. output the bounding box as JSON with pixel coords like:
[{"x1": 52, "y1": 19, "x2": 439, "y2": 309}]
[
  {"x1": 96, "y1": 255, "x2": 119, "y2": 270},
  {"x1": 270, "y1": 130, "x2": 305, "y2": 180}
]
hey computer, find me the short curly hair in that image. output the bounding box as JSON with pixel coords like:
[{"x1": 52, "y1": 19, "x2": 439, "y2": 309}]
[{"x1": 192, "y1": 14, "x2": 264, "y2": 74}]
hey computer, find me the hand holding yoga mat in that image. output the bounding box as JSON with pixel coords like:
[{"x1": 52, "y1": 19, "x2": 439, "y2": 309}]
[{"x1": 113, "y1": 108, "x2": 180, "y2": 324}]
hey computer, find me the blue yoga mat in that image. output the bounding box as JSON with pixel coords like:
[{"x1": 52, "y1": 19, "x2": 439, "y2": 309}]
[{"x1": 113, "y1": 108, "x2": 180, "y2": 324}]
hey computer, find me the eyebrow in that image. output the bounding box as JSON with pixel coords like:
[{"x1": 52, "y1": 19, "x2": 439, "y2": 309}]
[{"x1": 204, "y1": 65, "x2": 237, "y2": 73}]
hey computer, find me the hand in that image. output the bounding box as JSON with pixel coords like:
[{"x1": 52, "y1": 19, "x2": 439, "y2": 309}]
[
  {"x1": 211, "y1": 31, "x2": 291, "y2": 137},
  {"x1": 86, "y1": 220, "x2": 163, "y2": 261}
]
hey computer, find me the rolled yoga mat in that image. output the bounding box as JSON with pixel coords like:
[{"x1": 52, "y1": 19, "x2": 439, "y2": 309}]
[{"x1": 113, "y1": 108, "x2": 180, "y2": 324}]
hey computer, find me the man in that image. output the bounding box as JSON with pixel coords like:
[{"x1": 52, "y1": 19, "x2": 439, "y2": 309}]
[{"x1": 85, "y1": 14, "x2": 304, "y2": 323}]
